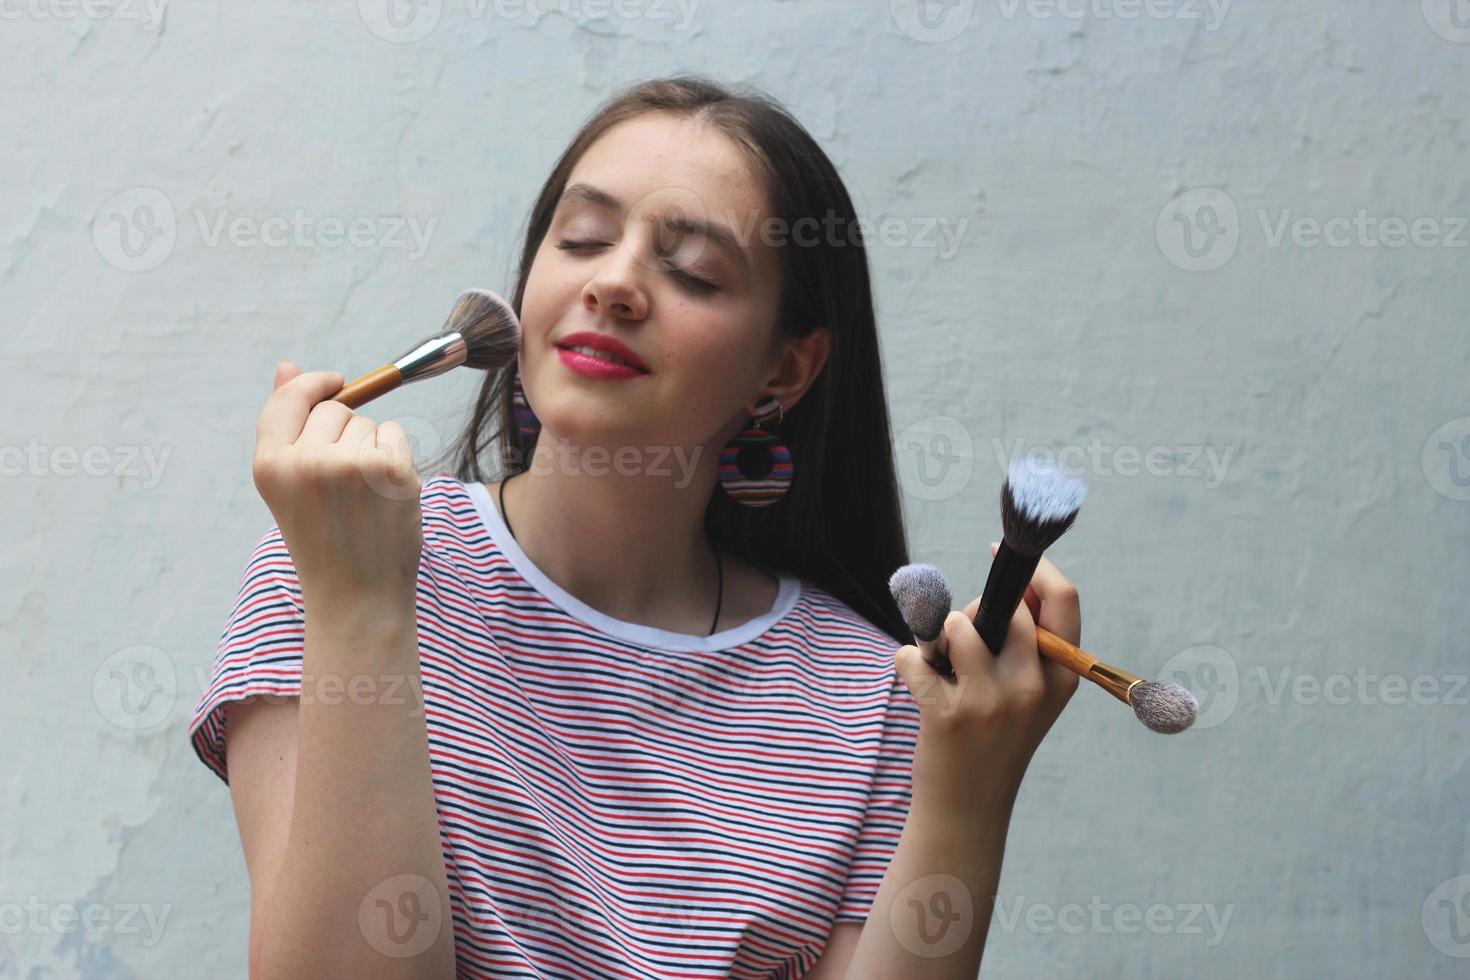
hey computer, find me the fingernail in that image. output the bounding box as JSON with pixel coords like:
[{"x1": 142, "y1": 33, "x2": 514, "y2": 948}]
[{"x1": 990, "y1": 541, "x2": 999, "y2": 550}]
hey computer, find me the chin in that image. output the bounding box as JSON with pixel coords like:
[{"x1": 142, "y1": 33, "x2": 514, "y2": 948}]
[{"x1": 534, "y1": 399, "x2": 636, "y2": 449}]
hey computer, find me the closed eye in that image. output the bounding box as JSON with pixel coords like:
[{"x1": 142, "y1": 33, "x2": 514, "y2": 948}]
[{"x1": 555, "y1": 239, "x2": 719, "y2": 295}]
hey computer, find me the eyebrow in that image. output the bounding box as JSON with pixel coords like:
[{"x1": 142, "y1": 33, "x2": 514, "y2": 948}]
[{"x1": 558, "y1": 182, "x2": 749, "y2": 269}]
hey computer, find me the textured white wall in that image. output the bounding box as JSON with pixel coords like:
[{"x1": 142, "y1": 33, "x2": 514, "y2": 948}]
[{"x1": 3, "y1": 1, "x2": 1467, "y2": 977}]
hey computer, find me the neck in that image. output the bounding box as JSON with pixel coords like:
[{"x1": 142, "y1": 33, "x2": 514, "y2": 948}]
[{"x1": 501, "y1": 433, "x2": 724, "y2": 631}]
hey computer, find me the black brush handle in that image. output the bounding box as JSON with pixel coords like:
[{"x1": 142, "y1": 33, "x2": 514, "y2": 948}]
[{"x1": 972, "y1": 540, "x2": 1040, "y2": 655}]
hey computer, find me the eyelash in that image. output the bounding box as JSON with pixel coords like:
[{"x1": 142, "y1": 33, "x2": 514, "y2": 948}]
[{"x1": 555, "y1": 240, "x2": 719, "y2": 295}]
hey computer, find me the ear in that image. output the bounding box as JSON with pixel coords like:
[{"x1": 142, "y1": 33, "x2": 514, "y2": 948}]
[{"x1": 760, "y1": 326, "x2": 831, "y2": 414}]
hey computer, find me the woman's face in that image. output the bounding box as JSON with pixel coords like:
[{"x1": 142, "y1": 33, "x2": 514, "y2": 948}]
[{"x1": 518, "y1": 112, "x2": 786, "y2": 460}]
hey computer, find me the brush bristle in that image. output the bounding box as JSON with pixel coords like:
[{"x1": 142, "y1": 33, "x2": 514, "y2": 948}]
[
  {"x1": 1129, "y1": 681, "x2": 1198, "y2": 734},
  {"x1": 1000, "y1": 455, "x2": 1088, "y2": 555},
  {"x1": 446, "y1": 288, "x2": 521, "y2": 371},
  {"x1": 888, "y1": 563, "x2": 952, "y2": 642}
]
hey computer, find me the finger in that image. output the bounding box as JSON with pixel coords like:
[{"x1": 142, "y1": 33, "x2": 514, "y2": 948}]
[
  {"x1": 942, "y1": 609, "x2": 996, "y2": 682},
  {"x1": 373, "y1": 419, "x2": 419, "y2": 467},
  {"x1": 258, "y1": 370, "x2": 346, "y2": 447},
  {"x1": 894, "y1": 644, "x2": 920, "y2": 689},
  {"x1": 990, "y1": 542, "x2": 1079, "y2": 647},
  {"x1": 335, "y1": 413, "x2": 378, "y2": 452},
  {"x1": 273, "y1": 359, "x2": 300, "y2": 392},
  {"x1": 991, "y1": 598, "x2": 1044, "y2": 688},
  {"x1": 298, "y1": 399, "x2": 356, "y2": 446},
  {"x1": 360, "y1": 419, "x2": 410, "y2": 465},
  {"x1": 894, "y1": 643, "x2": 943, "y2": 701},
  {"x1": 952, "y1": 587, "x2": 1011, "y2": 664}
]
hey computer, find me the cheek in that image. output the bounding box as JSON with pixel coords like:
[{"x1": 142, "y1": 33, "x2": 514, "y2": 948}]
[
  {"x1": 520, "y1": 255, "x2": 571, "y2": 343},
  {"x1": 664, "y1": 328, "x2": 762, "y2": 411}
]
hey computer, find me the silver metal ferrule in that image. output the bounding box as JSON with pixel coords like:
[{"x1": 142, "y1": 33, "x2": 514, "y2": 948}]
[{"x1": 393, "y1": 332, "x2": 468, "y2": 385}]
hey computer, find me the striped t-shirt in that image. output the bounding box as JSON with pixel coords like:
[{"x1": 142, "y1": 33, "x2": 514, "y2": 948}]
[{"x1": 188, "y1": 473, "x2": 921, "y2": 979}]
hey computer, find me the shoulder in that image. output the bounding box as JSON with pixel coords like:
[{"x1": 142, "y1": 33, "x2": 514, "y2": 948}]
[
  {"x1": 420, "y1": 472, "x2": 478, "y2": 525},
  {"x1": 796, "y1": 581, "x2": 901, "y2": 653},
  {"x1": 782, "y1": 580, "x2": 909, "y2": 684},
  {"x1": 418, "y1": 473, "x2": 491, "y2": 556}
]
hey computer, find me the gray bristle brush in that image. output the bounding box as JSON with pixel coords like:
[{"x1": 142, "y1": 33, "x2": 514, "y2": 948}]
[
  {"x1": 330, "y1": 288, "x2": 522, "y2": 409},
  {"x1": 888, "y1": 563, "x2": 954, "y2": 677},
  {"x1": 888, "y1": 562, "x2": 1199, "y2": 734}
]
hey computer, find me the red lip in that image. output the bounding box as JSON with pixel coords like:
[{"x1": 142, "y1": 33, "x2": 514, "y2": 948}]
[{"x1": 553, "y1": 331, "x2": 650, "y2": 373}]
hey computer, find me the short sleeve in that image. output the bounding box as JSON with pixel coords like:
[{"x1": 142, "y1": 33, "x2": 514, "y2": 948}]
[
  {"x1": 835, "y1": 671, "x2": 922, "y2": 921},
  {"x1": 186, "y1": 523, "x2": 306, "y2": 786}
]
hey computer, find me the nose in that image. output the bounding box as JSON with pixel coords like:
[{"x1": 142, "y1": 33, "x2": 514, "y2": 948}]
[{"x1": 580, "y1": 238, "x2": 649, "y2": 321}]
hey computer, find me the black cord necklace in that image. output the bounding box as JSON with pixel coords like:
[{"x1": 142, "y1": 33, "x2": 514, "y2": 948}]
[{"x1": 499, "y1": 474, "x2": 724, "y2": 636}]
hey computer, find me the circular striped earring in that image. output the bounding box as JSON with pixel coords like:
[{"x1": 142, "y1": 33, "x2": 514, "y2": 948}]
[
  {"x1": 512, "y1": 367, "x2": 541, "y2": 442},
  {"x1": 718, "y1": 394, "x2": 793, "y2": 507}
]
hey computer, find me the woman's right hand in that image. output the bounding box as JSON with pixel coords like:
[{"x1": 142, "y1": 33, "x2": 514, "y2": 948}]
[{"x1": 251, "y1": 359, "x2": 424, "y2": 606}]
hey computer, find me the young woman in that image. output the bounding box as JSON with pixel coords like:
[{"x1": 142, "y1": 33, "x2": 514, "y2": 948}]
[{"x1": 189, "y1": 75, "x2": 1082, "y2": 979}]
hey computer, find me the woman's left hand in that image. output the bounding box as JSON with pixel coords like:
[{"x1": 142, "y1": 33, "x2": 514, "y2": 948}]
[{"x1": 894, "y1": 544, "x2": 1083, "y2": 815}]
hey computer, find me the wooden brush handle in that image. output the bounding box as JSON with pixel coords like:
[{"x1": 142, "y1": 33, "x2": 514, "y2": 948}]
[
  {"x1": 1036, "y1": 626, "x2": 1142, "y2": 704},
  {"x1": 921, "y1": 622, "x2": 1141, "y2": 704},
  {"x1": 1036, "y1": 626, "x2": 1098, "y2": 674},
  {"x1": 331, "y1": 364, "x2": 402, "y2": 410}
]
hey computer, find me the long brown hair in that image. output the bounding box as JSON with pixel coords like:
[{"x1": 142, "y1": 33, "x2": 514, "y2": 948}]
[{"x1": 431, "y1": 73, "x2": 913, "y2": 646}]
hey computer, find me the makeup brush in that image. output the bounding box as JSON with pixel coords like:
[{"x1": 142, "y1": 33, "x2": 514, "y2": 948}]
[
  {"x1": 888, "y1": 563, "x2": 954, "y2": 677},
  {"x1": 889, "y1": 562, "x2": 1198, "y2": 733},
  {"x1": 975, "y1": 455, "x2": 1087, "y2": 657},
  {"x1": 330, "y1": 288, "x2": 521, "y2": 410}
]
